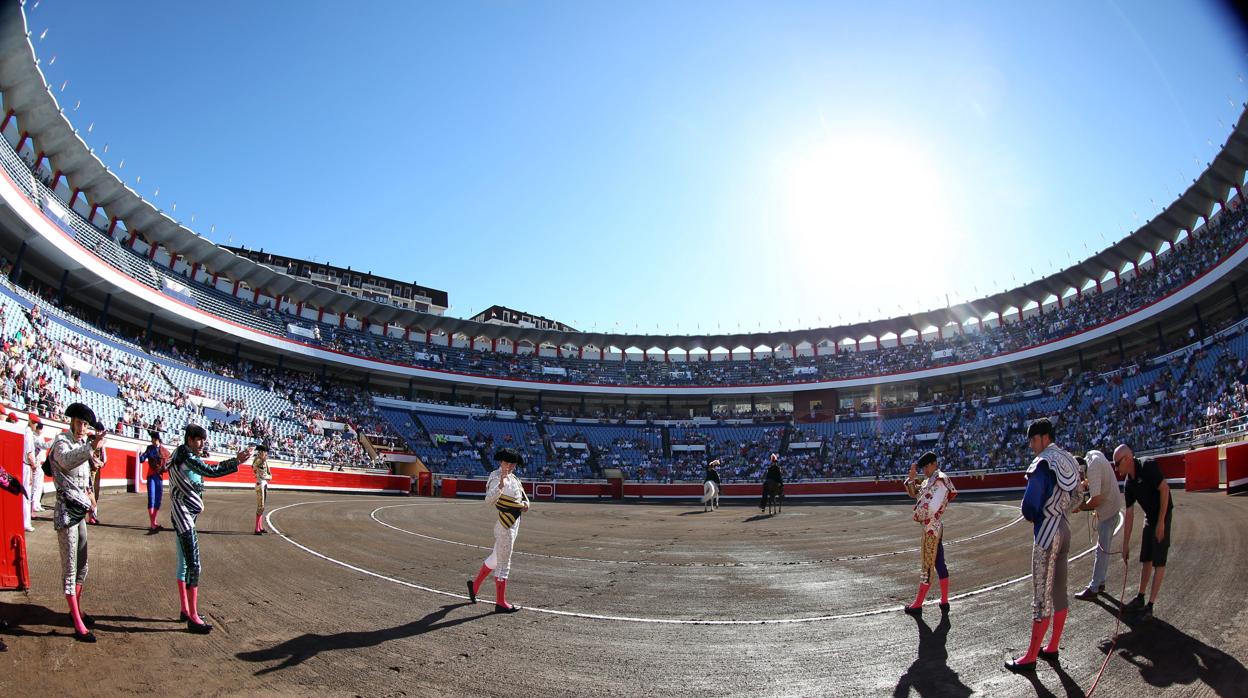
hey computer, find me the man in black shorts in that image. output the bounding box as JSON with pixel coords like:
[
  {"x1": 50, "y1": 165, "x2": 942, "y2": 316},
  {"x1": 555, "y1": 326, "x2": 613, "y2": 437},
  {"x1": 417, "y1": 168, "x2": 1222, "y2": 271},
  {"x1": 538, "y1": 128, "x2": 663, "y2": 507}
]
[{"x1": 1113, "y1": 444, "x2": 1173, "y2": 620}]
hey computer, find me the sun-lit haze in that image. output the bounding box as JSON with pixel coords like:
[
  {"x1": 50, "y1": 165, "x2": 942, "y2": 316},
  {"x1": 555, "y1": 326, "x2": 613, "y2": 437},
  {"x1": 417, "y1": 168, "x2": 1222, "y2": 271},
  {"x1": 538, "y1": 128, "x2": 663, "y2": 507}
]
[{"x1": 27, "y1": 1, "x2": 1248, "y2": 333}]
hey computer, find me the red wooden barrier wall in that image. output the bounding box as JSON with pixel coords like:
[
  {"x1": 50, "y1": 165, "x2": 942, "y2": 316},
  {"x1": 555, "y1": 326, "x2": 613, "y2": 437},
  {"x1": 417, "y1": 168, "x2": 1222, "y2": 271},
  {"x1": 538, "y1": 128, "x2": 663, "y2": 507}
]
[
  {"x1": 1184, "y1": 447, "x2": 1221, "y2": 492},
  {"x1": 1226, "y1": 443, "x2": 1248, "y2": 495}
]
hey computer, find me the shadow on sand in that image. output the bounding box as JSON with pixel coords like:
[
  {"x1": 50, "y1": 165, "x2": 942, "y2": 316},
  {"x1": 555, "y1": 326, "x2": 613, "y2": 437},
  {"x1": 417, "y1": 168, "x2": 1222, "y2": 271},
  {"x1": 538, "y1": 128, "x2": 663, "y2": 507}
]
[
  {"x1": 893, "y1": 609, "x2": 971, "y2": 697},
  {"x1": 1090, "y1": 594, "x2": 1248, "y2": 695},
  {"x1": 236, "y1": 602, "x2": 487, "y2": 675}
]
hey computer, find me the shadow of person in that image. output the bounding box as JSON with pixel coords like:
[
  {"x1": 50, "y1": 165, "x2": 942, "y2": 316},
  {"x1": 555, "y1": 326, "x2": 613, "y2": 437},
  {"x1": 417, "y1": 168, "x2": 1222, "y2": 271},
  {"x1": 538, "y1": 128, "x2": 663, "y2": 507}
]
[
  {"x1": 0, "y1": 600, "x2": 181, "y2": 638},
  {"x1": 893, "y1": 610, "x2": 971, "y2": 697},
  {"x1": 1015, "y1": 662, "x2": 1086, "y2": 698},
  {"x1": 1089, "y1": 595, "x2": 1248, "y2": 694},
  {"x1": 236, "y1": 602, "x2": 483, "y2": 675},
  {"x1": 676, "y1": 510, "x2": 708, "y2": 516},
  {"x1": 743, "y1": 514, "x2": 771, "y2": 523}
]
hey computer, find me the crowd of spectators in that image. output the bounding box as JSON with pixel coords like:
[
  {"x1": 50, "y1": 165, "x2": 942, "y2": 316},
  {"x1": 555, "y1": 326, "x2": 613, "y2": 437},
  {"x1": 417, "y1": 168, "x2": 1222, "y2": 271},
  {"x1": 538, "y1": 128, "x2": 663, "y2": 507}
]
[
  {"x1": 239, "y1": 200, "x2": 1248, "y2": 388},
  {"x1": 11, "y1": 111, "x2": 1248, "y2": 393}
]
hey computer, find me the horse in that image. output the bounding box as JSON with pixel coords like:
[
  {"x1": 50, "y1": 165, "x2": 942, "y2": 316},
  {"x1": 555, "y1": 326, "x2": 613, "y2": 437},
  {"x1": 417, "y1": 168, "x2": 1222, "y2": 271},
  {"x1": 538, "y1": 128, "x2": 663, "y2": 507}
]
[
  {"x1": 763, "y1": 479, "x2": 783, "y2": 515},
  {"x1": 702, "y1": 480, "x2": 720, "y2": 512}
]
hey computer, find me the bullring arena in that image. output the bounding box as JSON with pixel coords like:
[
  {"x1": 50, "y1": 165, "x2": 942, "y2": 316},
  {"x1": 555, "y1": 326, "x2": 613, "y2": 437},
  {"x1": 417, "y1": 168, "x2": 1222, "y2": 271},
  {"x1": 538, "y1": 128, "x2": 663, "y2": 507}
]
[
  {"x1": 4, "y1": 0, "x2": 1248, "y2": 695},
  {"x1": 4, "y1": 483, "x2": 1247, "y2": 696}
]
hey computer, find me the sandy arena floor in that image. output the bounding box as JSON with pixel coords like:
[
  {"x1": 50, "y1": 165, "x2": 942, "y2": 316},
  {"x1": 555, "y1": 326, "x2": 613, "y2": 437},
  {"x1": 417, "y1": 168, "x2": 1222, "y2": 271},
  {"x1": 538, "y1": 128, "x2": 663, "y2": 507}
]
[{"x1": 1, "y1": 489, "x2": 1246, "y2": 696}]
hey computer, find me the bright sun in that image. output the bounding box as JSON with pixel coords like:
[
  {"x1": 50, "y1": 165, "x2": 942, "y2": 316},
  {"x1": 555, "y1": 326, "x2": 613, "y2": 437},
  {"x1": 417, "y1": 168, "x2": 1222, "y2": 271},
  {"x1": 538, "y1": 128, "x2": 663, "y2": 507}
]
[{"x1": 774, "y1": 130, "x2": 961, "y2": 317}]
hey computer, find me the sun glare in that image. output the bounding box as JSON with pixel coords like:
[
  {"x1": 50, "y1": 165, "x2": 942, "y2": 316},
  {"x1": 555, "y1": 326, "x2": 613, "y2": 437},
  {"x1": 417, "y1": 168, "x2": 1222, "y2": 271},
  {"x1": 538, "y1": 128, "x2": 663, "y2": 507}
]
[{"x1": 775, "y1": 131, "x2": 960, "y2": 315}]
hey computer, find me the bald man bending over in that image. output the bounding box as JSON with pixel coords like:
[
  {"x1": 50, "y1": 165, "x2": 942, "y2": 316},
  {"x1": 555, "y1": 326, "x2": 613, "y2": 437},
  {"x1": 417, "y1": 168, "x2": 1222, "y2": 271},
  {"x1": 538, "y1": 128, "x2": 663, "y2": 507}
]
[{"x1": 1113, "y1": 444, "x2": 1172, "y2": 620}]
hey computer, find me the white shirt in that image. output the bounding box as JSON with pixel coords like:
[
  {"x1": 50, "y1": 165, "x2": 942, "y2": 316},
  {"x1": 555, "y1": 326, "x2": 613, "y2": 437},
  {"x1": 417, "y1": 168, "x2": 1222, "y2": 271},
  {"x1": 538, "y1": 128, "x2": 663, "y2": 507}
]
[
  {"x1": 485, "y1": 468, "x2": 527, "y2": 508},
  {"x1": 1087, "y1": 455, "x2": 1124, "y2": 521}
]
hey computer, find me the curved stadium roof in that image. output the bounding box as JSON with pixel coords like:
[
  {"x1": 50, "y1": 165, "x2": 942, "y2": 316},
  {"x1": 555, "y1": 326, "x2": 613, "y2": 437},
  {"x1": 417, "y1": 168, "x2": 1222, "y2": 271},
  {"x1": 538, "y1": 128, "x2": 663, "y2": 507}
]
[{"x1": 2, "y1": 0, "x2": 1248, "y2": 355}]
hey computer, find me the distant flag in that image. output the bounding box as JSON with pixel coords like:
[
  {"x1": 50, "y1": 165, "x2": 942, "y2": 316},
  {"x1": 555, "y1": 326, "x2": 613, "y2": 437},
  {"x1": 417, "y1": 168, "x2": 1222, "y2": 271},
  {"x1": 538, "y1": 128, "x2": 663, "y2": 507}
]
[
  {"x1": 73, "y1": 100, "x2": 80, "y2": 111},
  {"x1": 59, "y1": 80, "x2": 67, "y2": 92},
  {"x1": 39, "y1": 28, "x2": 47, "y2": 40},
  {"x1": 118, "y1": 159, "x2": 124, "y2": 168},
  {"x1": 102, "y1": 143, "x2": 108, "y2": 153},
  {"x1": 86, "y1": 122, "x2": 93, "y2": 133},
  {"x1": 48, "y1": 55, "x2": 55, "y2": 65}
]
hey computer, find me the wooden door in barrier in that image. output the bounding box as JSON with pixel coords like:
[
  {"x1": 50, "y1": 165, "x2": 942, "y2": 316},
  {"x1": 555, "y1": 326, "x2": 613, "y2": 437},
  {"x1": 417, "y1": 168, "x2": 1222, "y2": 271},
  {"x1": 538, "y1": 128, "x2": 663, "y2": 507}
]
[
  {"x1": 1184, "y1": 447, "x2": 1220, "y2": 491},
  {"x1": 1226, "y1": 443, "x2": 1248, "y2": 495},
  {"x1": 0, "y1": 428, "x2": 28, "y2": 589}
]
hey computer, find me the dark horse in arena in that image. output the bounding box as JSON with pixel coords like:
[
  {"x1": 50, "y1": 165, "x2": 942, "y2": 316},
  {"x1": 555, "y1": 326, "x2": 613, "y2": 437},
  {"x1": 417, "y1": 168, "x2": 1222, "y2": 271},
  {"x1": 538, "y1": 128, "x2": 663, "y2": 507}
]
[{"x1": 763, "y1": 479, "x2": 783, "y2": 515}]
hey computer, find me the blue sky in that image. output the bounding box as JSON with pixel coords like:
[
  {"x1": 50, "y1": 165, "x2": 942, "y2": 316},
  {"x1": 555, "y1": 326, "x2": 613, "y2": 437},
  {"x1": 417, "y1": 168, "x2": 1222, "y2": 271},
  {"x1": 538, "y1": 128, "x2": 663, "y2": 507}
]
[{"x1": 27, "y1": 1, "x2": 1248, "y2": 334}]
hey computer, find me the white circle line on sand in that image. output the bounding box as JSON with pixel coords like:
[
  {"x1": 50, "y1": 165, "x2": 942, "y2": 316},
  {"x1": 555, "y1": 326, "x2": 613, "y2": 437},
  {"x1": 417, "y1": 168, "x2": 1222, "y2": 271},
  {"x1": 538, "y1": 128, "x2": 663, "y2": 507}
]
[
  {"x1": 267, "y1": 501, "x2": 1122, "y2": 625},
  {"x1": 367, "y1": 503, "x2": 1026, "y2": 568}
]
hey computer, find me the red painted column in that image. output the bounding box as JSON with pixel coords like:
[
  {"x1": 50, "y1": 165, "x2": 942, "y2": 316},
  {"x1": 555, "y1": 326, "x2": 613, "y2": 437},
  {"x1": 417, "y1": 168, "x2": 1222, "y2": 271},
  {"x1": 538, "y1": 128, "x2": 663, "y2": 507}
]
[
  {"x1": 317, "y1": 308, "x2": 325, "y2": 323},
  {"x1": 728, "y1": 349, "x2": 733, "y2": 361},
  {"x1": 977, "y1": 318, "x2": 984, "y2": 332},
  {"x1": 50, "y1": 170, "x2": 62, "y2": 189},
  {"x1": 69, "y1": 189, "x2": 80, "y2": 207},
  {"x1": 190, "y1": 262, "x2": 200, "y2": 280},
  {"x1": 876, "y1": 337, "x2": 882, "y2": 350},
  {"x1": 916, "y1": 329, "x2": 924, "y2": 344},
  {"x1": 578, "y1": 346, "x2": 584, "y2": 359},
  {"x1": 128, "y1": 230, "x2": 139, "y2": 248},
  {"x1": 16, "y1": 131, "x2": 29, "y2": 152},
  {"x1": 512, "y1": 341, "x2": 518, "y2": 355},
  {"x1": 1132, "y1": 261, "x2": 1139, "y2": 276},
  {"x1": 339, "y1": 313, "x2": 346, "y2": 328},
  {"x1": 253, "y1": 288, "x2": 261, "y2": 303},
  {"x1": 295, "y1": 300, "x2": 303, "y2": 316},
  {"x1": 791, "y1": 345, "x2": 797, "y2": 358},
  {"x1": 685, "y1": 349, "x2": 691, "y2": 361},
  {"x1": 854, "y1": 339, "x2": 860, "y2": 352},
  {"x1": 107, "y1": 217, "x2": 119, "y2": 236},
  {"x1": 0, "y1": 110, "x2": 14, "y2": 132},
  {"x1": 404, "y1": 327, "x2": 411, "y2": 341},
  {"x1": 34, "y1": 152, "x2": 46, "y2": 170},
  {"x1": 232, "y1": 279, "x2": 241, "y2": 296},
  {"x1": 749, "y1": 348, "x2": 755, "y2": 360},
  {"x1": 1095, "y1": 279, "x2": 1102, "y2": 293},
  {"x1": 148, "y1": 243, "x2": 158, "y2": 260},
  {"x1": 88, "y1": 203, "x2": 98, "y2": 222},
  {"x1": 168, "y1": 252, "x2": 178, "y2": 270}
]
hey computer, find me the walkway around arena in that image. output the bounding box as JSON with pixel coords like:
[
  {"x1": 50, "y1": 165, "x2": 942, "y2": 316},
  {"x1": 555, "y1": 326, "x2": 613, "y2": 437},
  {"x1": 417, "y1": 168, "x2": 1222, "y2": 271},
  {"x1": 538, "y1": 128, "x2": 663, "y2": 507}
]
[{"x1": 2, "y1": 490, "x2": 1245, "y2": 696}]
